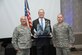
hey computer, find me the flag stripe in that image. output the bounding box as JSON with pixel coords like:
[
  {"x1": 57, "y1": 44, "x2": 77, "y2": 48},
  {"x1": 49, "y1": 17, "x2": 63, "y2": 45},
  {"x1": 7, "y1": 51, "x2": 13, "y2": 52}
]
[{"x1": 25, "y1": 0, "x2": 32, "y2": 28}]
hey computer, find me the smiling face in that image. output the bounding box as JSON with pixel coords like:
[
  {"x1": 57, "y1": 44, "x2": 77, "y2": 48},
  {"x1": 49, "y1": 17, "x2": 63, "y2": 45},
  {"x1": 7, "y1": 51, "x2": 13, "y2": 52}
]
[
  {"x1": 38, "y1": 9, "x2": 45, "y2": 18},
  {"x1": 57, "y1": 14, "x2": 64, "y2": 23},
  {"x1": 20, "y1": 16, "x2": 27, "y2": 25}
]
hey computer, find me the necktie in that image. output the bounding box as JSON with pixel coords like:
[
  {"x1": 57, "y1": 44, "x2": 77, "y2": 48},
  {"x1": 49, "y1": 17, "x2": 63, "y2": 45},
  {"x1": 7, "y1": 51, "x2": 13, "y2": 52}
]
[{"x1": 41, "y1": 19, "x2": 43, "y2": 30}]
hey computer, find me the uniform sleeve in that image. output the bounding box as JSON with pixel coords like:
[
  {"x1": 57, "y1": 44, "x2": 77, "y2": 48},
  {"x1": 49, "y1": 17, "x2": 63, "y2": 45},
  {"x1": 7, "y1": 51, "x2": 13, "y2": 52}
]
[
  {"x1": 12, "y1": 27, "x2": 19, "y2": 49},
  {"x1": 68, "y1": 25, "x2": 75, "y2": 44}
]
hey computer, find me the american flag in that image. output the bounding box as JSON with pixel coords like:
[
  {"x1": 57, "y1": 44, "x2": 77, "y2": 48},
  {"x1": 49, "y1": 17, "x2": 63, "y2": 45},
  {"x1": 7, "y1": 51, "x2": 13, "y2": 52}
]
[{"x1": 25, "y1": 0, "x2": 32, "y2": 29}]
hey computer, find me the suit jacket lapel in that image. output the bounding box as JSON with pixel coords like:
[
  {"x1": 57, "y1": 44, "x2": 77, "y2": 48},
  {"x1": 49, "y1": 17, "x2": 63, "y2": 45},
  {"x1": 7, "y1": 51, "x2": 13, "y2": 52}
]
[
  {"x1": 37, "y1": 18, "x2": 39, "y2": 24},
  {"x1": 44, "y1": 18, "x2": 47, "y2": 30}
]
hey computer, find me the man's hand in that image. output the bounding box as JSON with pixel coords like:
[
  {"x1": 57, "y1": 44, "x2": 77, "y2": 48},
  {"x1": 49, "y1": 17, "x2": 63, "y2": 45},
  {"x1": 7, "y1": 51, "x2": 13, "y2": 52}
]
[
  {"x1": 69, "y1": 44, "x2": 74, "y2": 48},
  {"x1": 50, "y1": 33, "x2": 53, "y2": 37},
  {"x1": 15, "y1": 48, "x2": 20, "y2": 52},
  {"x1": 33, "y1": 33, "x2": 37, "y2": 38}
]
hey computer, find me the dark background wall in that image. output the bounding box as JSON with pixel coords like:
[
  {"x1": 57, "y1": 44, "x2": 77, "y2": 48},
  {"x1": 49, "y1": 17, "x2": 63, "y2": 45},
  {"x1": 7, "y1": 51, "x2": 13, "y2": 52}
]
[
  {"x1": 61, "y1": 0, "x2": 82, "y2": 45},
  {"x1": 73, "y1": 0, "x2": 82, "y2": 33}
]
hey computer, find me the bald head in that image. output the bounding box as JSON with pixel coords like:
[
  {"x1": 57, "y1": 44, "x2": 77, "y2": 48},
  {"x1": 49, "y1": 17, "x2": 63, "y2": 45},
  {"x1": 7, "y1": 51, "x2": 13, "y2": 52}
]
[
  {"x1": 38, "y1": 9, "x2": 45, "y2": 18},
  {"x1": 38, "y1": 9, "x2": 44, "y2": 13},
  {"x1": 20, "y1": 16, "x2": 27, "y2": 25},
  {"x1": 57, "y1": 14, "x2": 64, "y2": 23},
  {"x1": 20, "y1": 16, "x2": 26, "y2": 20}
]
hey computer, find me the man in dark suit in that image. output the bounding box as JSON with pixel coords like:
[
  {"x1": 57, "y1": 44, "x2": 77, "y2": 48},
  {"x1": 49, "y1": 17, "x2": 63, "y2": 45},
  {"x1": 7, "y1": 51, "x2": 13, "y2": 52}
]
[{"x1": 31, "y1": 9, "x2": 52, "y2": 55}]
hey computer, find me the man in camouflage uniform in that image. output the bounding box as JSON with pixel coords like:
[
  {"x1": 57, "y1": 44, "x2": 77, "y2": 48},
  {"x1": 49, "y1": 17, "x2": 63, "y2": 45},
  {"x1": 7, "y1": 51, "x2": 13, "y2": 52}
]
[
  {"x1": 53, "y1": 14, "x2": 75, "y2": 55},
  {"x1": 12, "y1": 16, "x2": 32, "y2": 55}
]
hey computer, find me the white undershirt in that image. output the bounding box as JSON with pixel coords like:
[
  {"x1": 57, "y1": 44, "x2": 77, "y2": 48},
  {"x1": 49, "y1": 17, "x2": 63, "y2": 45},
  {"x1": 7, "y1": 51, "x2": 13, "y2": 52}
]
[{"x1": 39, "y1": 18, "x2": 45, "y2": 30}]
